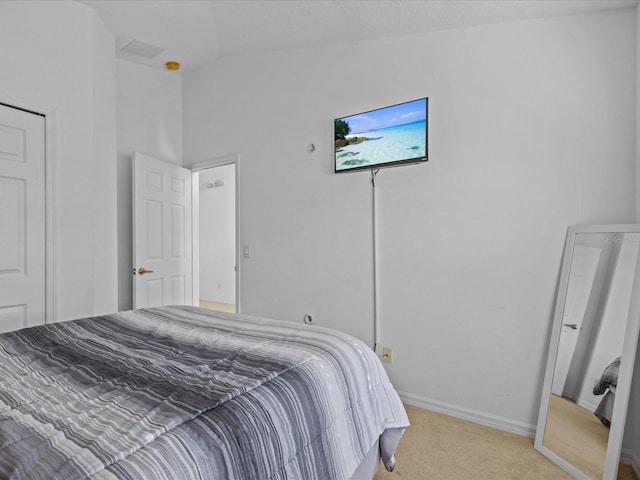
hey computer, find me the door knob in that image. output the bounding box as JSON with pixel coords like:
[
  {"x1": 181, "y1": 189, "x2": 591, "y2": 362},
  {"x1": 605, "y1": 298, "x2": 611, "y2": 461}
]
[
  {"x1": 563, "y1": 323, "x2": 579, "y2": 330},
  {"x1": 138, "y1": 267, "x2": 154, "y2": 275}
]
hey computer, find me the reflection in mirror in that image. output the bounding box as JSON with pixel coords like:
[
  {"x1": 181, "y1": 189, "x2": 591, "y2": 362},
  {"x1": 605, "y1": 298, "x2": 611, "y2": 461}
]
[{"x1": 535, "y1": 226, "x2": 640, "y2": 480}]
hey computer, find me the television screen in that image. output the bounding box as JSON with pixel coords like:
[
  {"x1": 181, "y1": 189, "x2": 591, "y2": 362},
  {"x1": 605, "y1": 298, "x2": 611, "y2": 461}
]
[{"x1": 334, "y1": 98, "x2": 428, "y2": 173}]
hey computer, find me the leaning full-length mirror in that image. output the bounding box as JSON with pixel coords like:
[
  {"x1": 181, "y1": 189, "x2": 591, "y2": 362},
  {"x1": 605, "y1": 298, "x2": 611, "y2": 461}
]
[{"x1": 535, "y1": 225, "x2": 640, "y2": 479}]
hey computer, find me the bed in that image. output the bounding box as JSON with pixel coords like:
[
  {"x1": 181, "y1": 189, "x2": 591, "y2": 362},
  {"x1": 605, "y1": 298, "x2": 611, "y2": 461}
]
[
  {"x1": 0, "y1": 305, "x2": 409, "y2": 479},
  {"x1": 593, "y1": 356, "x2": 620, "y2": 427}
]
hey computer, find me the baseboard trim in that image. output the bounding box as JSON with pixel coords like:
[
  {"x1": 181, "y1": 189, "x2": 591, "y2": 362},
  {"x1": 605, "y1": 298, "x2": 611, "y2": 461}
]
[
  {"x1": 398, "y1": 390, "x2": 537, "y2": 437},
  {"x1": 629, "y1": 452, "x2": 640, "y2": 476}
]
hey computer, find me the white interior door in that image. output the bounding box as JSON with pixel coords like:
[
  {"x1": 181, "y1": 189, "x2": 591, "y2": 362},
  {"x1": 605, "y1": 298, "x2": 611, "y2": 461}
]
[
  {"x1": 551, "y1": 245, "x2": 601, "y2": 396},
  {"x1": 0, "y1": 104, "x2": 46, "y2": 333},
  {"x1": 133, "y1": 152, "x2": 192, "y2": 309}
]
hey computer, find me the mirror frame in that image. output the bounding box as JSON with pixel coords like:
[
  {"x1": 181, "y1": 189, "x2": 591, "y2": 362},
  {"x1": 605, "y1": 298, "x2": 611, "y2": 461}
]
[{"x1": 535, "y1": 224, "x2": 640, "y2": 479}]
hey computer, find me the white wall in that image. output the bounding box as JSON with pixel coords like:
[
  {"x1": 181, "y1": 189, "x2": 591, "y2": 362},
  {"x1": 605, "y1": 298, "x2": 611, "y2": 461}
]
[
  {"x1": 199, "y1": 164, "x2": 236, "y2": 305},
  {"x1": 0, "y1": 1, "x2": 117, "y2": 321},
  {"x1": 183, "y1": 8, "x2": 636, "y2": 432},
  {"x1": 625, "y1": 6, "x2": 640, "y2": 467},
  {"x1": 91, "y1": 8, "x2": 118, "y2": 316},
  {"x1": 637, "y1": 5, "x2": 640, "y2": 224},
  {"x1": 116, "y1": 60, "x2": 182, "y2": 311}
]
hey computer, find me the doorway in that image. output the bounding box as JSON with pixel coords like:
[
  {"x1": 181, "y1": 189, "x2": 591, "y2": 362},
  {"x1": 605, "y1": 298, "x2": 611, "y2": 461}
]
[{"x1": 193, "y1": 159, "x2": 238, "y2": 313}]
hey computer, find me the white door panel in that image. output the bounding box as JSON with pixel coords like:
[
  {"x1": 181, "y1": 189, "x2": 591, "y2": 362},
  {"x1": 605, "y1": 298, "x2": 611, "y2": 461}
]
[
  {"x1": 551, "y1": 245, "x2": 601, "y2": 396},
  {"x1": 0, "y1": 105, "x2": 45, "y2": 333},
  {"x1": 133, "y1": 152, "x2": 192, "y2": 309}
]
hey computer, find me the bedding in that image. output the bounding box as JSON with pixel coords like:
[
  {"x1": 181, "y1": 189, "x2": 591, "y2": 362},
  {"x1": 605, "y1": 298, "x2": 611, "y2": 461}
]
[
  {"x1": 593, "y1": 356, "x2": 620, "y2": 427},
  {"x1": 0, "y1": 305, "x2": 408, "y2": 479}
]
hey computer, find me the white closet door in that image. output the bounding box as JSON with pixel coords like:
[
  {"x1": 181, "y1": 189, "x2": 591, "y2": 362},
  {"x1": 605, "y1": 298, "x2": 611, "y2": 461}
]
[{"x1": 0, "y1": 104, "x2": 46, "y2": 333}]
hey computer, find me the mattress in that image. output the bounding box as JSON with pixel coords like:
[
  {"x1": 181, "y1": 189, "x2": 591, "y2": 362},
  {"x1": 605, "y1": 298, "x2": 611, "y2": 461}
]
[{"x1": 0, "y1": 306, "x2": 408, "y2": 479}]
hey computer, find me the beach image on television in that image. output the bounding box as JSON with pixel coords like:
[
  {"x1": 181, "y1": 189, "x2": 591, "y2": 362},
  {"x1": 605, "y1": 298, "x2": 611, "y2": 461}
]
[{"x1": 334, "y1": 98, "x2": 427, "y2": 172}]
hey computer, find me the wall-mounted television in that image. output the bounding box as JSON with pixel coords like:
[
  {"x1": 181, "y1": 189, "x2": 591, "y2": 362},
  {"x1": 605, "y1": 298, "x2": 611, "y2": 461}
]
[{"x1": 334, "y1": 97, "x2": 428, "y2": 173}]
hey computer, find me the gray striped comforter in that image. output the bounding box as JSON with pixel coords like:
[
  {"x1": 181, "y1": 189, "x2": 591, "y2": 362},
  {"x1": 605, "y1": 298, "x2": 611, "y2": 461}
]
[{"x1": 0, "y1": 306, "x2": 408, "y2": 479}]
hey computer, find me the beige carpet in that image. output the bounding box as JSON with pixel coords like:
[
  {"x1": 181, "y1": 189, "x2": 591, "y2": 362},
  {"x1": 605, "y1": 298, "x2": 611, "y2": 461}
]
[
  {"x1": 543, "y1": 394, "x2": 610, "y2": 478},
  {"x1": 374, "y1": 404, "x2": 637, "y2": 479}
]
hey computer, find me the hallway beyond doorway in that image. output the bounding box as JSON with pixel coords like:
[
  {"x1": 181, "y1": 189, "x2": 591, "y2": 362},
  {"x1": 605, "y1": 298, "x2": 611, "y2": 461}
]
[{"x1": 199, "y1": 299, "x2": 235, "y2": 313}]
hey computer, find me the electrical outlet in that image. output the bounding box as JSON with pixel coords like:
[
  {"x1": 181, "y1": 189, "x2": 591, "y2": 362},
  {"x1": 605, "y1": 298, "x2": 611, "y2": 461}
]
[{"x1": 382, "y1": 347, "x2": 393, "y2": 364}]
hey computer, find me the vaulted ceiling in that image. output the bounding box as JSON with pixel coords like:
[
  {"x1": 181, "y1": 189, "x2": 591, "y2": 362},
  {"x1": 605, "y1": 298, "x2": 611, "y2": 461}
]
[{"x1": 78, "y1": 0, "x2": 639, "y2": 73}]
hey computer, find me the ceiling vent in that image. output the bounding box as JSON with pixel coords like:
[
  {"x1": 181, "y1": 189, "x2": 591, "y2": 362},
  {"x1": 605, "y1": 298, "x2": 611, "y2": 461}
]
[{"x1": 120, "y1": 39, "x2": 165, "y2": 59}]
